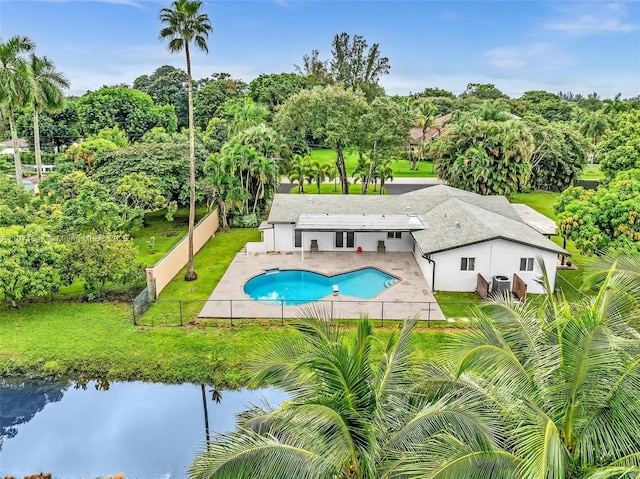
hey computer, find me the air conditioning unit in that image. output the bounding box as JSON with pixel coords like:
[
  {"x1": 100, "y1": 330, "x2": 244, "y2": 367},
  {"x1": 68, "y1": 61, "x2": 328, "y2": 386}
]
[{"x1": 492, "y1": 275, "x2": 511, "y2": 294}]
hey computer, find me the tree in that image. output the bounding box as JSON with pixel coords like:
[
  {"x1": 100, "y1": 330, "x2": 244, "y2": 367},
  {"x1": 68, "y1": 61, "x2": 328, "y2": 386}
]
[
  {"x1": 286, "y1": 154, "x2": 311, "y2": 193},
  {"x1": 15, "y1": 102, "x2": 80, "y2": 153},
  {"x1": 76, "y1": 87, "x2": 177, "y2": 141},
  {"x1": 330, "y1": 32, "x2": 390, "y2": 101},
  {"x1": 420, "y1": 87, "x2": 456, "y2": 98},
  {"x1": 412, "y1": 101, "x2": 438, "y2": 170},
  {"x1": 0, "y1": 174, "x2": 34, "y2": 226},
  {"x1": 430, "y1": 115, "x2": 534, "y2": 196},
  {"x1": 0, "y1": 35, "x2": 35, "y2": 183},
  {"x1": 191, "y1": 319, "x2": 504, "y2": 478},
  {"x1": 527, "y1": 120, "x2": 588, "y2": 192},
  {"x1": 598, "y1": 110, "x2": 640, "y2": 182},
  {"x1": 555, "y1": 169, "x2": 640, "y2": 255},
  {"x1": 294, "y1": 48, "x2": 331, "y2": 85},
  {"x1": 248, "y1": 73, "x2": 311, "y2": 112},
  {"x1": 434, "y1": 273, "x2": 640, "y2": 478},
  {"x1": 375, "y1": 159, "x2": 393, "y2": 194},
  {"x1": 276, "y1": 85, "x2": 367, "y2": 194},
  {"x1": 93, "y1": 143, "x2": 208, "y2": 204},
  {"x1": 308, "y1": 159, "x2": 329, "y2": 193},
  {"x1": 159, "y1": 0, "x2": 213, "y2": 281},
  {"x1": 460, "y1": 83, "x2": 507, "y2": 100},
  {"x1": 28, "y1": 54, "x2": 69, "y2": 180},
  {"x1": 193, "y1": 74, "x2": 247, "y2": 129},
  {"x1": 63, "y1": 137, "x2": 119, "y2": 173},
  {"x1": 0, "y1": 224, "x2": 66, "y2": 306},
  {"x1": 580, "y1": 111, "x2": 610, "y2": 161},
  {"x1": 133, "y1": 64, "x2": 189, "y2": 128},
  {"x1": 63, "y1": 236, "x2": 142, "y2": 300}
]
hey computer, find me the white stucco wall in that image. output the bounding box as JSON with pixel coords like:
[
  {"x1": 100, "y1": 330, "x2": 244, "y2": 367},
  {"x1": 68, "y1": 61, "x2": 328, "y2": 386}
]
[
  {"x1": 431, "y1": 239, "x2": 557, "y2": 294},
  {"x1": 413, "y1": 241, "x2": 434, "y2": 288},
  {"x1": 271, "y1": 225, "x2": 414, "y2": 252}
]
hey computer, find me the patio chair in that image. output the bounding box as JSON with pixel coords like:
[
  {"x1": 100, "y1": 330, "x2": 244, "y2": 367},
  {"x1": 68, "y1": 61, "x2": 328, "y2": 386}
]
[
  {"x1": 310, "y1": 239, "x2": 319, "y2": 253},
  {"x1": 377, "y1": 240, "x2": 386, "y2": 253}
]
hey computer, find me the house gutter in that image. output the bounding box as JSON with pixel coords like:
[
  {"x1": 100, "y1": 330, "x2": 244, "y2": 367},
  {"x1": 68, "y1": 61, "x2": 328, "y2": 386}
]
[{"x1": 422, "y1": 253, "x2": 436, "y2": 292}]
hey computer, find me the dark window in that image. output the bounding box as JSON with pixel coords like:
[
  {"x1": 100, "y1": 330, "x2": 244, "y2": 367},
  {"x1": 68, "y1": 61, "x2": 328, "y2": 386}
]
[
  {"x1": 347, "y1": 231, "x2": 355, "y2": 248},
  {"x1": 461, "y1": 257, "x2": 475, "y2": 271},
  {"x1": 387, "y1": 231, "x2": 402, "y2": 239},
  {"x1": 520, "y1": 257, "x2": 534, "y2": 271},
  {"x1": 335, "y1": 231, "x2": 344, "y2": 248},
  {"x1": 294, "y1": 230, "x2": 302, "y2": 248}
]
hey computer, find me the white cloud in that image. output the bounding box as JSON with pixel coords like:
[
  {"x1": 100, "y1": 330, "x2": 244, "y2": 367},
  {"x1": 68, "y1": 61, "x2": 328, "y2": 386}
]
[
  {"x1": 485, "y1": 43, "x2": 565, "y2": 71},
  {"x1": 544, "y1": 2, "x2": 638, "y2": 36}
]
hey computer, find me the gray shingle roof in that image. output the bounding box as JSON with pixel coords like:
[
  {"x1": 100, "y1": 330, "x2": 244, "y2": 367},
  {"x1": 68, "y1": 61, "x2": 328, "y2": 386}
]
[
  {"x1": 267, "y1": 185, "x2": 568, "y2": 255},
  {"x1": 411, "y1": 198, "x2": 566, "y2": 255}
]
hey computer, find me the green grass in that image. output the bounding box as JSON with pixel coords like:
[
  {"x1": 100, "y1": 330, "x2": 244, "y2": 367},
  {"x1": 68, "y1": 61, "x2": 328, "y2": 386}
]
[
  {"x1": 288, "y1": 183, "x2": 388, "y2": 195},
  {"x1": 131, "y1": 206, "x2": 209, "y2": 267},
  {"x1": 434, "y1": 292, "x2": 483, "y2": 319},
  {"x1": 580, "y1": 163, "x2": 603, "y2": 180},
  {"x1": 308, "y1": 149, "x2": 438, "y2": 179}
]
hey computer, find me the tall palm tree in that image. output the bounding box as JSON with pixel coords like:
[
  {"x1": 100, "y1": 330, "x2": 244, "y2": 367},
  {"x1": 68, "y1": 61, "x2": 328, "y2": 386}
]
[
  {"x1": 29, "y1": 54, "x2": 70, "y2": 180},
  {"x1": 376, "y1": 159, "x2": 394, "y2": 194},
  {"x1": 159, "y1": 0, "x2": 212, "y2": 281},
  {"x1": 190, "y1": 318, "x2": 505, "y2": 479},
  {"x1": 431, "y1": 268, "x2": 640, "y2": 479},
  {"x1": 0, "y1": 35, "x2": 35, "y2": 184},
  {"x1": 580, "y1": 112, "x2": 610, "y2": 163},
  {"x1": 287, "y1": 154, "x2": 311, "y2": 194}
]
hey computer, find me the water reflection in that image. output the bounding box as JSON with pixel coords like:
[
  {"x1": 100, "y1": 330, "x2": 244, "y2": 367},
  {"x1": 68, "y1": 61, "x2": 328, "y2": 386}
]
[{"x1": 0, "y1": 379, "x2": 286, "y2": 479}]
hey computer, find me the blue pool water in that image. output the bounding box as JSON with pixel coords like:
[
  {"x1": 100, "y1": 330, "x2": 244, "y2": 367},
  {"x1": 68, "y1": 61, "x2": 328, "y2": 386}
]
[{"x1": 243, "y1": 268, "x2": 399, "y2": 305}]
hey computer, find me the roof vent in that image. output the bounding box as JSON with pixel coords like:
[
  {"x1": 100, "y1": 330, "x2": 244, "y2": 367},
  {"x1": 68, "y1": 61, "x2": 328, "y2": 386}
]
[
  {"x1": 455, "y1": 222, "x2": 461, "y2": 228},
  {"x1": 308, "y1": 198, "x2": 313, "y2": 205}
]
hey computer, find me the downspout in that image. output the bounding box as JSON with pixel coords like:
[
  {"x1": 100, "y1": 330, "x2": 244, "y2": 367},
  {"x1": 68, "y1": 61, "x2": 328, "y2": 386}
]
[{"x1": 423, "y1": 253, "x2": 436, "y2": 292}]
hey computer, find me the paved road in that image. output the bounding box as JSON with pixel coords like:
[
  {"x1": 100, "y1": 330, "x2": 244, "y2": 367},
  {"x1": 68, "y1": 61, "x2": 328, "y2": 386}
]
[{"x1": 278, "y1": 177, "x2": 443, "y2": 195}]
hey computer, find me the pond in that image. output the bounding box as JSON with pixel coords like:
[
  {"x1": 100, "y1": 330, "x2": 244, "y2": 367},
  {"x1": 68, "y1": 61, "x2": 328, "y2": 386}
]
[{"x1": 0, "y1": 379, "x2": 287, "y2": 479}]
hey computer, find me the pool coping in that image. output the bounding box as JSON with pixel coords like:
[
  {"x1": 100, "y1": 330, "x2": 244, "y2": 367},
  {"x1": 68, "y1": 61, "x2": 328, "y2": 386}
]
[{"x1": 198, "y1": 250, "x2": 445, "y2": 321}]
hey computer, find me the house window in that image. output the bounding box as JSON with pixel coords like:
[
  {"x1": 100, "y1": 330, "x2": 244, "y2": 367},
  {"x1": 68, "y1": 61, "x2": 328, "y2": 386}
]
[
  {"x1": 520, "y1": 257, "x2": 534, "y2": 271},
  {"x1": 387, "y1": 232, "x2": 402, "y2": 239},
  {"x1": 346, "y1": 231, "x2": 355, "y2": 248},
  {"x1": 460, "y1": 257, "x2": 475, "y2": 271},
  {"x1": 335, "y1": 231, "x2": 344, "y2": 248},
  {"x1": 294, "y1": 230, "x2": 302, "y2": 248}
]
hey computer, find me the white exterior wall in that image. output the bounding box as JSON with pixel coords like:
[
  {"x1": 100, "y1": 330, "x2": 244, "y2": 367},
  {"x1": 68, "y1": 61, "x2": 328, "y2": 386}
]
[
  {"x1": 431, "y1": 239, "x2": 557, "y2": 294},
  {"x1": 271, "y1": 225, "x2": 413, "y2": 252},
  {"x1": 413, "y1": 241, "x2": 434, "y2": 288}
]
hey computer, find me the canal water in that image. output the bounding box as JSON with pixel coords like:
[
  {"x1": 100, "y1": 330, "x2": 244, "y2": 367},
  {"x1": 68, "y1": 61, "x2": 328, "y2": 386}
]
[{"x1": 0, "y1": 379, "x2": 287, "y2": 478}]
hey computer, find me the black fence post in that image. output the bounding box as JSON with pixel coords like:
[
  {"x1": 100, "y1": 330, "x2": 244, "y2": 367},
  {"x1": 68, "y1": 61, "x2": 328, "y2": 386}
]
[
  {"x1": 331, "y1": 301, "x2": 334, "y2": 321},
  {"x1": 427, "y1": 302, "x2": 431, "y2": 327},
  {"x1": 281, "y1": 300, "x2": 284, "y2": 326},
  {"x1": 179, "y1": 300, "x2": 183, "y2": 326},
  {"x1": 380, "y1": 301, "x2": 384, "y2": 327},
  {"x1": 132, "y1": 300, "x2": 137, "y2": 325}
]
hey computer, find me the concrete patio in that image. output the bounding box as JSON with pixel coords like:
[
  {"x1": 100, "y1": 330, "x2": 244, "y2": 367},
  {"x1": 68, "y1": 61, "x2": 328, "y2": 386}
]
[{"x1": 199, "y1": 251, "x2": 445, "y2": 321}]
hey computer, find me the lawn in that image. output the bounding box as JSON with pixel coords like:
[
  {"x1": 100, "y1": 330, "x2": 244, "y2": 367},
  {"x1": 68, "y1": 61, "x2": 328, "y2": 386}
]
[
  {"x1": 580, "y1": 163, "x2": 603, "y2": 180},
  {"x1": 288, "y1": 183, "x2": 388, "y2": 195},
  {"x1": 509, "y1": 190, "x2": 590, "y2": 299},
  {"x1": 309, "y1": 149, "x2": 437, "y2": 179}
]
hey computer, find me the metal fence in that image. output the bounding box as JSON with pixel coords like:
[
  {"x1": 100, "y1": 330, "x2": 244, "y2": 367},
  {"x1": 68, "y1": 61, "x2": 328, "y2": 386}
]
[
  {"x1": 131, "y1": 297, "x2": 479, "y2": 327},
  {"x1": 132, "y1": 279, "x2": 156, "y2": 324}
]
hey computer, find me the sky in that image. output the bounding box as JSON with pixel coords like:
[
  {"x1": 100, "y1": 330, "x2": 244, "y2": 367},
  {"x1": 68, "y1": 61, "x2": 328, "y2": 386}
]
[{"x1": 0, "y1": 0, "x2": 639, "y2": 99}]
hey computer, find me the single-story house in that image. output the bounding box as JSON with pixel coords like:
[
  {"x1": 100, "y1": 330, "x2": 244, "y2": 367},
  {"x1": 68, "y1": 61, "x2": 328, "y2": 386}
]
[
  {"x1": 252, "y1": 185, "x2": 567, "y2": 295},
  {"x1": 0, "y1": 137, "x2": 30, "y2": 156}
]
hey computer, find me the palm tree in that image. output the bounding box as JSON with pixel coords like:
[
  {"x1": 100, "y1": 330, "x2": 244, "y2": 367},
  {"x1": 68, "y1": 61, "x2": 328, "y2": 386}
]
[
  {"x1": 580, "y1": 112, "x2": 610, "y2": 163},
  {"x1": 190, "y1": 318, "x2": 504, "y2": 479},
  {"x1": 159, "y1": 0, "x2": 212, "y2": 281},
  {"x1": 376, "y1": 159, "x2": 394, "y2": 194},
  {"x1": 28, "y1": 54, "x2": 70, "y2": 180},
  {"x1": 287, "y1": 154, "x2": 311, "y2": 194},
  {"x1": 431, "y1": 268, "x2": 640, "y2": 479},
  {"x1": 308, "y1": 160, "x2": 329, "y2": 193},
  {"x1": 0, "y1": 35, "x2": 35, "y2": 184}
]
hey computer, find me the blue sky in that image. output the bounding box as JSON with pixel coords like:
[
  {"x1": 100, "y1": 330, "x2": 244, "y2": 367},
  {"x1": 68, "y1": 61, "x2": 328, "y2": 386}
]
[{"x1": 1, "y1": 0, "x2": 638, "y2": 98}]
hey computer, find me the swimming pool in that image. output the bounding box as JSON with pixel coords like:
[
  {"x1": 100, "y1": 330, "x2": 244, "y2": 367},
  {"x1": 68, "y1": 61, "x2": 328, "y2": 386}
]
[{"x1": 243, "y1": 268, "x2": 399, "y2": 305}]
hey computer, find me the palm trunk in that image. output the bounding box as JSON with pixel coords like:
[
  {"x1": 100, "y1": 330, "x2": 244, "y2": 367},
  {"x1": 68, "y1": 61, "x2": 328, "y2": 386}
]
[
  {"x1": 33, "y1": 109, "x2": 42, "y2": 180},
  {"x1": 185, "y1": 44, "x2": 197, "y2": 281},
  {"x1": 8, "y1": 107, "x2": 23, "y2": 184},
  {"x1": 336, "y1": 142, "x2": 349, "y2": 194}
]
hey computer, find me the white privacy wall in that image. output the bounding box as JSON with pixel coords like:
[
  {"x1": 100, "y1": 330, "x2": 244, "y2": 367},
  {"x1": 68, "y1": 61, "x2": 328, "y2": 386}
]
[
  {"x1": 431, "y1": 238, "x2": 558, "y2": 294},
  {"x1": 272, "y1": 225, "x2": 414, "y2": 252}
]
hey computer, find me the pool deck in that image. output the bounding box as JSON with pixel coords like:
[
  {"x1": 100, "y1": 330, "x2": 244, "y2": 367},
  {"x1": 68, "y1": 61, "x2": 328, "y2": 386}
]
[{"x1": 198, "y1": 251, "x2": 445, "y2": 321}]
